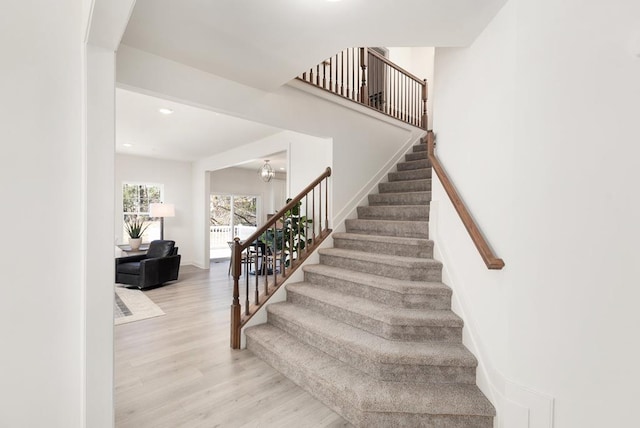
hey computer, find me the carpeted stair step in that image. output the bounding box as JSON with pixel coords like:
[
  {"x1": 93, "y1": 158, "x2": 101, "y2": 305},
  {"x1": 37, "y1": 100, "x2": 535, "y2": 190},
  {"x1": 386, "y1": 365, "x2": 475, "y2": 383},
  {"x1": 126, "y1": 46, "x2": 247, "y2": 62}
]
[
  {"x1": 397, "y1": 158, "x2": 430, "y2": 171},
  {"x1": 332, "y1": 232, "x2": 433, "y2": 258},
  {"x1": 379, "y1": 178, "x2": 431, "y2": 193},
  {"x1": 405, "y1": 151, "x2": 428, "y2": 161},
  {"x1": 285, "y1": 282, "x2": 463, "y2": 342},
  {"x1": 303, "y1": 264, "x2": 452, "y2": 310},
  {"x1": 368, "y1": 191, "x2": 431, "y2": 206},
  {"x1": 345, "y1": 218, "x2": 428, "y2": 238},
  {"x1": 245, "y1": 324, "x2": 495, "y2": 427},
  {"x1": 413, "y1": 143, "x2": 427, "y2": 152},
  {"x1": 266, "y1": 302, "x2": 477, "y2": 384},
  {"x1": 388, "y1": 168, "x2": 431, "y2": 182},
  {"x1": 318, "y1": 248, "x2": 441, "y2": 281},
  {"x1": 357, "y1": 204, "x2": 429, "y2": 221}
]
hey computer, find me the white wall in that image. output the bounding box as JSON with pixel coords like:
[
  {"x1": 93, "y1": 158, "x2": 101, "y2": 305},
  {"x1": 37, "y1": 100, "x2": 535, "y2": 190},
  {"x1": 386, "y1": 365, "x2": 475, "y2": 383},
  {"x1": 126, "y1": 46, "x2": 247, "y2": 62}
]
[
  {"x1": 0, "y1": 1, "x2": 84, "y2": 426},
  {"x1": 432, "y1": 0, "x2": 640, "y2": 427},
  {"x1": 116, "y1": 154, "x2": 195, "y2": 265}
]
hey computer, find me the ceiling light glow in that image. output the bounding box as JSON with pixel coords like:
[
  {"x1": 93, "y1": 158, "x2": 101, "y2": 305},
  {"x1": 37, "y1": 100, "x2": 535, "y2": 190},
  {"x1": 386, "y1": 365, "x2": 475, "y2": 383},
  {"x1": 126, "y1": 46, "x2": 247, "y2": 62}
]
[
  {"x1": 158, "y1": 108, "x2": 174, "y2": 115},
  {"x1": 123, "y1": 143, "x2": 132, "y2": 147}
]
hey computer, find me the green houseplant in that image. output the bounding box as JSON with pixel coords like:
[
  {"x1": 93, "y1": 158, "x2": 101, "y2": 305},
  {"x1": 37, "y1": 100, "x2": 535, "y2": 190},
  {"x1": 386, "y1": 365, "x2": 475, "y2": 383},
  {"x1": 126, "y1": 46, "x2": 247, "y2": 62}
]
[
  {"x1": 124, "y1": 216, "x2": 150, "y2": 250},
  {"x1": 260, "y1": 199, "x2": 313, "y2": 268}
]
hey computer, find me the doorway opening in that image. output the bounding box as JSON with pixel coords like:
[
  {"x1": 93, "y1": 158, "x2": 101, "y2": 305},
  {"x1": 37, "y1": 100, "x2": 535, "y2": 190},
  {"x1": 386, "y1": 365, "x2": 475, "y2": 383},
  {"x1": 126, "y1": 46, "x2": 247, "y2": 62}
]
[{"x1": 210, "y1": 194, "x2": 258, "y2": 260}]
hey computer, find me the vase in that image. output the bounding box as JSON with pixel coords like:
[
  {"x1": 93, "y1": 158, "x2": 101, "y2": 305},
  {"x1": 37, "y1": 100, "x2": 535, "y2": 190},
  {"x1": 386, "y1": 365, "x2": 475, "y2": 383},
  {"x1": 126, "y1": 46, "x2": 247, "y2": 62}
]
[{"x1": 129, "y1": 238, "x2": 142, "y2": 251}]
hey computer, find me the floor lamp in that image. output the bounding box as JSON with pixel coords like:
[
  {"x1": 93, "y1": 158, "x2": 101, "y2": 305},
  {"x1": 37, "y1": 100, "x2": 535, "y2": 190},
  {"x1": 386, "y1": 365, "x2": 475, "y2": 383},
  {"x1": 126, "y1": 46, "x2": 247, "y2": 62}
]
[{"x1": 150, "y1": 203, "x2": 175, "y2": 240}]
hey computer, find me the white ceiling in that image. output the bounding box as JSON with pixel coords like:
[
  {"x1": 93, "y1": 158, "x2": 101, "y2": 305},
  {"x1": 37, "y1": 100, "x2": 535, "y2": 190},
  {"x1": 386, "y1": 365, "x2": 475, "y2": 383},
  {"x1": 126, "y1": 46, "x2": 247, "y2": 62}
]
[
  {"x1": 117, "y1": 0, "x2": 506, "y2": 165},
  {"x1": 121, "y1": 0, "x2": 507, "y2": 91},
  {"x1": 116, "y1": 88, "x2": 282, "y2": 162}
]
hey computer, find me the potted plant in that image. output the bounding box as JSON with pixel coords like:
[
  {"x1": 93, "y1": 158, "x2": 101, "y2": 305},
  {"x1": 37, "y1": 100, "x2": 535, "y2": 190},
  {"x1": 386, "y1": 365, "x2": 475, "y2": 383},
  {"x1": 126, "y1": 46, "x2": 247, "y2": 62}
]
[
  {"x1": 260, "y1": 199, "x2": 313, "y2": 269},
  {"x1": 124, "y1": 216, "x2": 150, "y2": 250}
]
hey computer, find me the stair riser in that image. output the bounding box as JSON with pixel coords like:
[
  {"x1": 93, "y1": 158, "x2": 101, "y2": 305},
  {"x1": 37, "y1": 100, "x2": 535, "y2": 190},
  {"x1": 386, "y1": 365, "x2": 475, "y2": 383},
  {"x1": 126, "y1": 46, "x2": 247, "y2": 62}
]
[
  {"x1": 346, "y1": 219, "x2": 429, "y2": 239},
  {"x1": 304, "y1": 270, "x2": 452, "y2": 310},
  {"x1": 319, "y1": 254, "x2": 441, "y2": 282},
  {"x1": 412, "y1": 144, "x2": 427, "y2": 153},
  {"x1": 287, "y1": 291, "x2": 463, "y2": 343},
  {"x1": 268, "y1": 311, "x2": 475, "y2": 384},
  {"x1": 333, "y1": 236, "x2": 433, "y2": 258},
  {"x1": 405, "y1": 151, "x2": 428, "y2": 161},
  {"x1": 397, "y1": 159, "x2": 430, "y2": 171},
  {"x1": 378, "y1": 179, "x2": 431, "y2": 193},
  {"x1": 360, "y1": 412, "x2": 494, "y2": 428},
  {"x1": 245, "y1": 335, "x2": 362, "y2": 425},
  {"x1": 368, "y1": 192, "x2": 431, "y2": 206},
  {"x1": 388, "y1": 168, "x2": 431, "y2": 182}
]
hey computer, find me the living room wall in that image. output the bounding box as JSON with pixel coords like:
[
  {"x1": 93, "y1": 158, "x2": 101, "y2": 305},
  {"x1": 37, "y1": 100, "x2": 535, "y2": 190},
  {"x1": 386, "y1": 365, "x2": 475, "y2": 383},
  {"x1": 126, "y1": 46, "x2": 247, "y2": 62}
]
[{"x1": 115, "y1": 154, "x2": 194, "y2": 266}]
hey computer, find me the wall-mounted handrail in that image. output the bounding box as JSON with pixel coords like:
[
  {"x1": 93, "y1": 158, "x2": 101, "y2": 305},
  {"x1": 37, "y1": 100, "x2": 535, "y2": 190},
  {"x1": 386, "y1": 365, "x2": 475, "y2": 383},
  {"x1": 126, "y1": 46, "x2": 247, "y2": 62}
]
[
  {"x1": 426, "y1": 132, "x2": 505, "y2": 270},
  {"x1": 297, "y1": 47, "x2": 428, "y2": 130},
  {"x1": 230, "y1": 167, "x2": 332, "y2": 349}
]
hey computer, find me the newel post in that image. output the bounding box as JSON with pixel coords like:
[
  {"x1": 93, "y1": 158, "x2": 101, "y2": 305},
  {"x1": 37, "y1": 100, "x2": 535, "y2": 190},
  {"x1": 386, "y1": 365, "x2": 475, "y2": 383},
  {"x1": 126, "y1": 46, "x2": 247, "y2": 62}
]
[
  {"x1": 359, "y1": 47, "x2": 369, "y2": 105},
  {"x1": 421, "y1": 78, "x2": 428, "y2": 130},
  {"x1": 230, "y1": 240, "x2": 242, "y2": 349}
]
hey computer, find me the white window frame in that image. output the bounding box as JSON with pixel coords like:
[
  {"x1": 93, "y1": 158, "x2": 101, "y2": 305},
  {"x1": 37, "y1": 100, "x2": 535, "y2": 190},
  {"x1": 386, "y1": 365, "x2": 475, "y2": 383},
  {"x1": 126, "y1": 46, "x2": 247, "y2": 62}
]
[{"x1": 122, "y1": 182, "x2": 164, "y2": 243}]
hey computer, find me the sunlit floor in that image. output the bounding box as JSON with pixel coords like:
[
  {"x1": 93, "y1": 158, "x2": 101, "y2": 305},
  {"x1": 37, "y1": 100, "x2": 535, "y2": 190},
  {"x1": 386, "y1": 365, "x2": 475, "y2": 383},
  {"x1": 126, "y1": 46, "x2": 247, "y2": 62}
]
[{"x1": 114, "y1": 260, "x2": 350, "y2": 428}]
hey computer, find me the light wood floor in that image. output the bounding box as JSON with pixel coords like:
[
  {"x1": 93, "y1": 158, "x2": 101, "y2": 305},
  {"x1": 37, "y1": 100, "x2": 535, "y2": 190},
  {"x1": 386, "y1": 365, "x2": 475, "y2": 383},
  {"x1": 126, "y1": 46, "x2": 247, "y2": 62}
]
[{"x1": 115, "y1": 260, "x2": 350, "y2": 428}]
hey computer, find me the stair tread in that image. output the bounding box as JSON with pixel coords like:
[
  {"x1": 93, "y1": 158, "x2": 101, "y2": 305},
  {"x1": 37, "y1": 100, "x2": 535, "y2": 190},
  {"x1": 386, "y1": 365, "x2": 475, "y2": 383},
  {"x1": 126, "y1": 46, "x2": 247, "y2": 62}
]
[
  {"x1": 346, "y1": 218, "x2": 429, "y2": 226},
  {"x1": 268, "y1": 302, "x2": 476, "y2": 366},
  {"x1": 303, "y1": 264, "x2": 451, "y2": 295},
  {"x1": 246, "y1": 324, "x2": 495, "y2": 416},
  {"x1": 287, "y1": 282, "x2": 462, "y2": 327},
  {"x1": 319, "y1": 247, "x2": 440, "y2": 268},
  {"x1": 332, "y1": 232, "x2": 432, "y2": 247}
]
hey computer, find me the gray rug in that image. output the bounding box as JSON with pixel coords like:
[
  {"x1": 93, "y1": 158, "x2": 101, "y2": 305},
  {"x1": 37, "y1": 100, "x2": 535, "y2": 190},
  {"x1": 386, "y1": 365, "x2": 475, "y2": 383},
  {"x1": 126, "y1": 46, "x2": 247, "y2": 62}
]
[{"x1": 114, "y1": 286, "x2": 165, "y2": 325}]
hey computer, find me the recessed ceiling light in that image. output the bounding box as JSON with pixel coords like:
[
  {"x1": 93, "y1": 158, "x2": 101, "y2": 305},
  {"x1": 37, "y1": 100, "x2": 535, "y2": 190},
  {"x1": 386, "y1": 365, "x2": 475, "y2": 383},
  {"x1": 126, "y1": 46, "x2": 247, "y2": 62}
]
[
  {"x1": 158, "y1": 108, "x2": 174, "y2": 115},
  {"x1": 280, "y1": 167, "x2": 285, "y2": 170},
  {"x1": 123, "y1": 143, "x2": 132, "y2": 148}
]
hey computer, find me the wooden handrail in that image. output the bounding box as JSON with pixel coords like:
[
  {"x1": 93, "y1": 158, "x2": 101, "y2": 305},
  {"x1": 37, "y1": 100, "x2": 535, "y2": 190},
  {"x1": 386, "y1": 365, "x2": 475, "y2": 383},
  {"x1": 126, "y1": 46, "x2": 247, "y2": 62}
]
[
  {"x1": 297, "y1": 47, "x2": 428, "y2": 130},
  {"x1": 367, "y1": 48, "x2": 424, "y2": 84},
  {"x1": 427, "y1": 132, "x2": 505, "y2": 270},
  {"x1": 230, "y1": 167, "x2": 332, "y2": 348}
]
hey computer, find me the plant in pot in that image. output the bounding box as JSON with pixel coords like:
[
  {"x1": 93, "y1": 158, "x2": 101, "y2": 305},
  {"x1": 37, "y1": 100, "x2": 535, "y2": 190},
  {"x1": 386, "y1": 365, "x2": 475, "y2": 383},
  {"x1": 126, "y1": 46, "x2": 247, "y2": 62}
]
[
  {"x1": 124, "y1": 216, "x2": 150, "y2": 251},
  {"x1": 260, "y1": 199, "x2": 313, "y2": 269}
]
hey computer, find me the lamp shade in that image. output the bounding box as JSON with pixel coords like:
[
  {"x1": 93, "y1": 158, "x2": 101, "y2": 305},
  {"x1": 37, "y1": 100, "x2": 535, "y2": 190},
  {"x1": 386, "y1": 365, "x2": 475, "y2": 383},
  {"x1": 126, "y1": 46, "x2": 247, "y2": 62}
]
[{"x1": 150, "y1": 203, "x2": 175, "y2": 218}]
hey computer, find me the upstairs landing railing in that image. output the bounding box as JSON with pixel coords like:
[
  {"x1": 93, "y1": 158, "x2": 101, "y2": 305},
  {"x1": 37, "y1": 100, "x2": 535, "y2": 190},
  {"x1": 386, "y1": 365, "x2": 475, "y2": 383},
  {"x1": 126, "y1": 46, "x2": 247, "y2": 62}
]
[
  {"x1": 230, "y1": 167, "x2": 332, "y2": 349},
  {"x1": 297, "y1": 47, "x2": 428, "y2": 130}
]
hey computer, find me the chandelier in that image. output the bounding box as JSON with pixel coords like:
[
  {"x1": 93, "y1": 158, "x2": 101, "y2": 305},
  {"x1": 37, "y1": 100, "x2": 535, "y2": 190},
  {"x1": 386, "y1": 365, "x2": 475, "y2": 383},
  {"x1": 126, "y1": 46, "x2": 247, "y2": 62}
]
[{"x1": 259, "y1": 159, "x2": 275, "y2": 182}]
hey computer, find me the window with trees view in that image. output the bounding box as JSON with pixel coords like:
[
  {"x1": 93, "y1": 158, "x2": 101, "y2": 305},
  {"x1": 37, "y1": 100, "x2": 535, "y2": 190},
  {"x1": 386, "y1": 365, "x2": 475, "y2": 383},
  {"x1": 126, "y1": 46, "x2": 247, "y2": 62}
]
[
  {"x1": 210, "y1": 194, "x2": 258, "y2": 256},
  {"x1": 122, "y1": 183, "x2": 163, "y2": 242}
]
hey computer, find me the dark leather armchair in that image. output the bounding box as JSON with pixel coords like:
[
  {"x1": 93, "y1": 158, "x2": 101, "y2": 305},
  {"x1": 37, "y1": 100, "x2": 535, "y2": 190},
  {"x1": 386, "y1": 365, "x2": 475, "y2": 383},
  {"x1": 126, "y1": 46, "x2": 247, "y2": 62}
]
[{"x1": 115, "y1": 240, "x2": 181, "y2": 289}]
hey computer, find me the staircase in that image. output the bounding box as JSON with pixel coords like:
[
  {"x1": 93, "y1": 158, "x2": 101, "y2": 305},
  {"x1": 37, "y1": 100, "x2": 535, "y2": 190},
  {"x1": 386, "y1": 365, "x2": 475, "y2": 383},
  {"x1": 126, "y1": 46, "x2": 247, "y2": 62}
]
[{"x1": 245, "y1": 141, "x2": 495, "y2": 427}]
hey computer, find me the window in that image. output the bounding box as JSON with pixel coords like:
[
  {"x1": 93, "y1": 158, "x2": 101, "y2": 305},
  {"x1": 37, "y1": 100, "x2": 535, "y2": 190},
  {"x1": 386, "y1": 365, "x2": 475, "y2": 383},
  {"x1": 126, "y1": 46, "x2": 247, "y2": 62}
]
[{"x1": 122, "y1": 183, "x2": 163, "y2": 242}]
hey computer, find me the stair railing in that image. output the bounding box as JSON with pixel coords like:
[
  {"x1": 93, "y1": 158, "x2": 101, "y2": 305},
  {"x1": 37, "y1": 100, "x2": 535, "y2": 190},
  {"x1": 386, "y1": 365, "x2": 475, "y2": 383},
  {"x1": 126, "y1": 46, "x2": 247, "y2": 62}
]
[
  {"x1": 297, "y1": 47, "x2": 428, "y2": 130},
  {"x1": 426, "y1": 132, "x2": 505, "y2": 270},
  {"x1": 230, "y1": 167, "x2": 332, "y2": 349}
]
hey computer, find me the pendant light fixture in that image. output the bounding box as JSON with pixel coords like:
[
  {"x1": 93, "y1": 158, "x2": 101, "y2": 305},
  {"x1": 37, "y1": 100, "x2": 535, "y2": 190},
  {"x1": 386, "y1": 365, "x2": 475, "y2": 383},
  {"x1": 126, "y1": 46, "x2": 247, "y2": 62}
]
[{"x1": 259, "y1": 159, "x2": 275, "y2": 182}]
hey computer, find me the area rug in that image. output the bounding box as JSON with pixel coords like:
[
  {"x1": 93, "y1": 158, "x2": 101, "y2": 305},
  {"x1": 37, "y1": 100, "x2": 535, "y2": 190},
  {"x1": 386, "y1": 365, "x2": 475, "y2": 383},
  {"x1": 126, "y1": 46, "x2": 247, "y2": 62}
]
[{"x1": 114, "y1": 286, "x2": 165, "y2": 325}]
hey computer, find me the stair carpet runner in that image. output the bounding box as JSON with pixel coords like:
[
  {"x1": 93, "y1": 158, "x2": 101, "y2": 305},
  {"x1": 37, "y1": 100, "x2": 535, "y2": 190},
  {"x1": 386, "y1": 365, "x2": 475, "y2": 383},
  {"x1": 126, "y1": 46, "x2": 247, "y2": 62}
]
[{"x1": 245, "y1": 142, "x2": 496, "y2": 427}]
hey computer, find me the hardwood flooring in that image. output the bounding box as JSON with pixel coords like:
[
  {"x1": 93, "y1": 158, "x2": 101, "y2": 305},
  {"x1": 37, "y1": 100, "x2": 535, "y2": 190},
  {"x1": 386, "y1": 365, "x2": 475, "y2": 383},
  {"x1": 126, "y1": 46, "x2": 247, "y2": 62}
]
[{"x1": 115, "y1": 260, "x2": 350, "y2": 428}]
